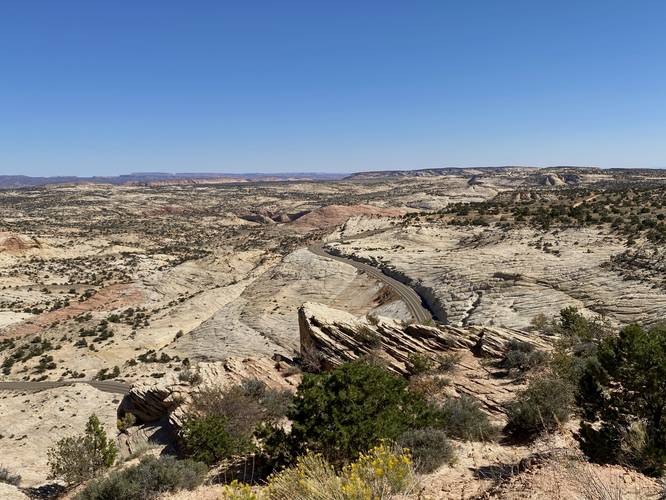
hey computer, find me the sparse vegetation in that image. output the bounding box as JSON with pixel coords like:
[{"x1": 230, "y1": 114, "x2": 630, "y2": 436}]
[
  {"x1": 397, "y1": 428, "x2": 455, "y2": 472},
  {"x1": 74, "y1": 455, "x2": 206, "y2": 500},
  {"x1": 505, "y1": 375, "x2": 574, "y2": 438},
  {"x1": 180, "y1": 379, "x2": 292, "y2": 465},
  {"x1": 47, "y1": 414, "x2": 118, "y2": 485},
  {"x1": 287, "y1": 361, "x2": 437, "y2": 463},
  {"x1": 577, "y1": 324, "x2": 666, "y2": 476},
  {"x1": 500, "y1": 339, "x2": 548, "y2": 372},
  {"x1": 265, "y1": 443, "x2": 416, "y2": 500},
  {"x1": 438, "y1": 395, "x2": 499, "y2": 442}
]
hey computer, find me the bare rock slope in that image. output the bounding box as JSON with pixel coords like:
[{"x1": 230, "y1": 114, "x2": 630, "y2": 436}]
[{"x1": 298, "y1": 302, "x2": 552, "y2": 417}]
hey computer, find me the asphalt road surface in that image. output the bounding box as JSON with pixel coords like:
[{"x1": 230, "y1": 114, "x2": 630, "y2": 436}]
[
  {"x1": 308, "y1": 241, "x2": 433, "y2": 324},
  {"x1": 2, "y1": 232, "x2": 432, "y2": 394},
  {"x1": 0, "y1": 379, "x2": 130, "y2": 394}
]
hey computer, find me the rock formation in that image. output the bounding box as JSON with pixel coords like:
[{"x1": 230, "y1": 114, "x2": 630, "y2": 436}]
[
  {"x1": 118, "y1": 356, "x2": 298, "y2": 427},
  {"x1": 0, "y1": 232, "x2": 39, "y2": 252},
  {"x1": 298, "y1": 302, "x2": 555, "y2": 417},
  {"x1": 298, "y1": 302, "x2": 552, "y2": 376}
]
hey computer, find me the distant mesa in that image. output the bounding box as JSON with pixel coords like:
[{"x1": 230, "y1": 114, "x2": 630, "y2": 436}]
[
  {"x1": 540, "y1": 174, "x2": 566, "y2": 187},
  {"x1": 344, "y1": 165, "x2": 611, "y2": 180},
  {"x1": 0, "y1": 172, "x2": 344, "y2": 190}
]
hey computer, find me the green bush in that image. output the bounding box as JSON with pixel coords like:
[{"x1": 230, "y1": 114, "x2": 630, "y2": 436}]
[
  {"x1": 500, "y1": 339, "x2": 548, "y2": 372},
  {"x1": 47, "y1": 414, "x2": 117, "y2": 485},
  {"x1": 75, "y1": 455, "x2": 206, "y2": 500},
  {"x1": 438, "y1": 395, "x2": 498, "y2": 441},
  {"x1": 407, "y1": 352, "x2": 435, "y2": 375},
  {"x1": 546, "y1": 307, "x2": 612, "y2": 394},
  {"x1": 180, "y1": 415, "x2": 246, "y2": 466},
  {"x1": 180, "y1": 379, "x2": 291, "y2": 465},
  {"x1": 397, "y1": 428, "x2": 455, "y2": 472},
  {"x1": 407, "y1": 352, "x2": 461, "y2": 376},
  {"x1": 435, "y1": 352, "x2": 462, "y2": 372},
  {"x1": 116, "y1": 413, "x2": 136, "y2": 433},
  {"x1": 505, "y1": 375, "x2": 573, "y2": 438},
  {"x1": 288, "y1": 361, "x2": 436, "y2": 463},
  {"x1": 577, "y1": 324, "x2": 666, "y2": 476}
]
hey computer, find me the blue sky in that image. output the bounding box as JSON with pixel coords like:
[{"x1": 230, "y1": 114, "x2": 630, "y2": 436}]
[{"x1": 1, "y1": 1, "x2": 665, "y2": 176}]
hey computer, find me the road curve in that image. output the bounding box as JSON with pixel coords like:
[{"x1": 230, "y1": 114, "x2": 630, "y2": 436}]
[
  {"x1": 0, "y1": 379, "x2": 130, "y2": 394},
  {"x1": 308, "y1": 242, "x2": 432, "y2": 324},
  {"x1": 2, "y1": 236, "x2": 431, "y2": 394}
]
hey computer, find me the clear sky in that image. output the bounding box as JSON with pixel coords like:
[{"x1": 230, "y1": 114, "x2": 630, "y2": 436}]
[{"x1": 1, "y1": 1, "x2": 665, "y2": 176}]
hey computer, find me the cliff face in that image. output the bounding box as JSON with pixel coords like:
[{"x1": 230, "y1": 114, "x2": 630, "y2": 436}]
[
  {"x1": 118, "y1": 357, "x2": 298, "y2": 427},
  {"x1": 298, "y1": 302, "x2": 552, "y2": 376},
  {"x1": 298, "y1": 302, "x2": 556, "y2": 417}
]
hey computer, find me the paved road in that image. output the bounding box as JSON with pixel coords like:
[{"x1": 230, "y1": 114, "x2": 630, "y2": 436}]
[
  {"x1": 308, "y1": 241, "x2": 432, "y2": 324},
  {"x1": 0, "y1": 379, "x2": 130, "y2": 394},
  {"x1": 2, "y1": 233, "x2": 431, "y2": 394}
]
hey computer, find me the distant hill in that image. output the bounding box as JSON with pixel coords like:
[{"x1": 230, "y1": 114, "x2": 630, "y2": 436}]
[
  {"x1": 343, "y1": 166, "x2": 605, "y2": 180},
  {"x1": 0, "y1": 172, "x2": 344, "y2": 189}
]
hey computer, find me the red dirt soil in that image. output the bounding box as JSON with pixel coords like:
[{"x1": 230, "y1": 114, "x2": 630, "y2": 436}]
[
  {"x1": 1, "y1": 284, "x2": 145, "y2": 339},
  {"x1": 291, "y1": 204, "x2": 405, "y2": 231}
]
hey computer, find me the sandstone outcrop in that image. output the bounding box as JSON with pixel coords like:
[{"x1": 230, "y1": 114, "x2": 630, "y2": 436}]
[
  {"x1": 298, "y1": 302, "x2": 555, "y2": 417},
  {"x1": 0, "y1": 232, "x2": 39, "y2": 252},
  {"x1": 118, "y1": 356, "x2": 298, "y2": 427},
  {"x1": 0, "y1": 483, "x2": 29, "y2": 500},
  {"x1": 298, "y1": 302, "x2": 552, "y2": 376},
  {"x1": 328, "y1": 225, "x2": 666, "y2": 328}
]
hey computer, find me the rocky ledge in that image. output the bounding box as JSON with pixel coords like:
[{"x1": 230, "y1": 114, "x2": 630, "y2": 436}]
[{"x1": 299, "y1": 301, "x2": 552, "y2": 376}]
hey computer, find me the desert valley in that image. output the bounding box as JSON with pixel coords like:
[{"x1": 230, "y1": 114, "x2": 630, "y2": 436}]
[{"x1": 2, "y1": 167, "x2": 666, "y2": 499}]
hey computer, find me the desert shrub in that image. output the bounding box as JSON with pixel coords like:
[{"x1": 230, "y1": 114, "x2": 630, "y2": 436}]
[
  {"x1": 408, "y1": 352, "x2": 460, "y2": 376},
  {"x1": 505, "y1": 375, "x2": 574, "y2": 438},
  {"x1": 408, "y1": 352, "x2": 435, "y2": 375},
  {"x1": 439, "y1": 395, "x2": 499, "y2": 441},
  {"x1": 435, "y1": 352, "x2": 462, "y2": 372},
  {"x1": 47, "y1": 414, "x2": 117, "y2": 485},
  {"x1": 264, "y1": 452, "x2": 340, "y2": 500},
  {"x1": 408, "y1": 375, "x2": 450, "y2": 402},
  {"x1": 221, "y1": 480, "x2": 259, "y2": 499},
  {"x1": 397, "y1": 428, "x2": 454, "y2": 473},
  {"x1": 341, "y1": 443, "x2": 416, "y2": 497},
  {"x1": 0, "y1": 466, "x2": 21, "y2": 486},
  {"x1": 500, "y1": 339, "x2": 549, "y2": 372},
  {"x1": 529, "y1": 313, "x2": 548, "y2": 331},
  {"x1": 116, "y1": 413, "x2": 136, "y2": 433},
  {"x1": 181, "y1": 380, "x2": 291, "y2": 465},
  {"x1": 538, "y1": 307, "x2": 614, "y2": 397},
  {"x1": 264, "y1": 443, "x2": 416, "y2": 500},
  {"x1": 260, "y1": 387, "x2": 293, "y2": 421},
  {"x1": 74, "y1": 455, "x2": 206, "y2": 500},
  {"x1": 180, "y1": 415, "x2": 246, "y2": 466},
  {"x1": 177, "y1": 367, "x2": 202, "y2": 385},
  {"x1": 255, "y1": 423, "x2": 296, "y2": 470},
  {"x1": 299, "y1": 344, "x2": 325, "y2": 373},
  {"x1": 288, "y1": 361, "x2": 436, "y2": 463},
  {"x1": 356, "y1": 326, "x2": 382, "y2": 348},
  {"x1": 577, "y1": 324, "x2": 666, "y2": 476}
]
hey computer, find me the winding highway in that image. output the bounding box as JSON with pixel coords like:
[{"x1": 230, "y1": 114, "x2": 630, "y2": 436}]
[
  {"x1": 308, "y1": 240, "x2": 433, "y2": 324},
  {"x1": 1, "y1": 234, "x2": 431, "y2": 394},
  {"x1": 0, "y1": 379, "x2": 130, "y2": 394}
]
